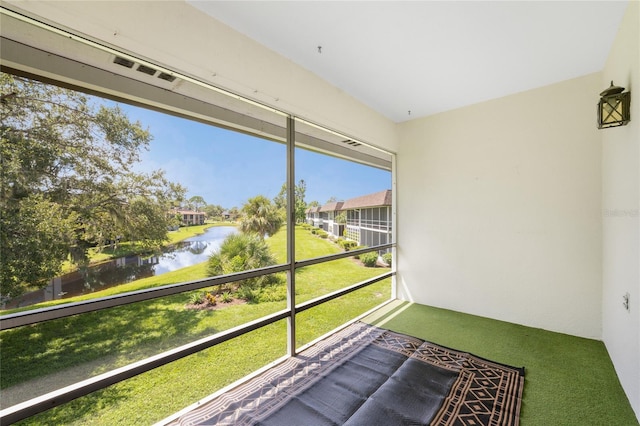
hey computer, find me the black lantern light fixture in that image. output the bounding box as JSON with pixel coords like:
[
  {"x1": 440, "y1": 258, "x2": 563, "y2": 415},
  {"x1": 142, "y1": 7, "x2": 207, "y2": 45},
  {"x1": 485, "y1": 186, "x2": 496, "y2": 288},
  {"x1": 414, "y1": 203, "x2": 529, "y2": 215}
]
[{"x1": 598, "y1": 81, "x2": 631, "y2": 129}]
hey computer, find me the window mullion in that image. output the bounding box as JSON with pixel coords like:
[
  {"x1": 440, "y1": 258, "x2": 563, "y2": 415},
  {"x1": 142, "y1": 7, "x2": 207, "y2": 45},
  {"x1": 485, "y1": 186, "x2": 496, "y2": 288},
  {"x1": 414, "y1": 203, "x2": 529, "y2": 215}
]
[{"x1": 286, "y1": 115, "x2": 297, "y2": 356}]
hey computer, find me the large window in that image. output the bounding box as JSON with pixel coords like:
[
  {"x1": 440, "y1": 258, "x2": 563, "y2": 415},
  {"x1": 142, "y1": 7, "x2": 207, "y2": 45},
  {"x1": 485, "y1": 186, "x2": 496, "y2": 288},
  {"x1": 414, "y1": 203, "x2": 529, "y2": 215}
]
[{"x1": 0, "y1": 8, "x2": 395, "y2": 424}]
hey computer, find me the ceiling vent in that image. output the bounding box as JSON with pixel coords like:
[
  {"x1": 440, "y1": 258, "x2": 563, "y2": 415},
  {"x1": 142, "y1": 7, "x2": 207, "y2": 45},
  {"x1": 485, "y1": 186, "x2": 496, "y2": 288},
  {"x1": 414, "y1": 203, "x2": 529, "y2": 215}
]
[
  {"x1": 113, "y1": 56, "x2": 134, "y2": 68},
  {"x1": 342, "y1": 139, "x2": 362, "y2": 147},
  {"x1": 157, "y1": 72, "x2": 176, "y2": 82},
  {"x1": 113, "y1": 55, "x2": 177, "y2": 83},
  {"x1": 136, "y1": 64, "x2": 156, "y2": 76}
]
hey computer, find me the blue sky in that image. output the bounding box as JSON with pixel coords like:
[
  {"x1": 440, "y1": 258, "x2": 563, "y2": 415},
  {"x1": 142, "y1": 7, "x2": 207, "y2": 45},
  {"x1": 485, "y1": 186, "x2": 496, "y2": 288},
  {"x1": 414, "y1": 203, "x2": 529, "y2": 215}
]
[{"x1": 116, "y1": 102, "x2": 391, "y2": 209}]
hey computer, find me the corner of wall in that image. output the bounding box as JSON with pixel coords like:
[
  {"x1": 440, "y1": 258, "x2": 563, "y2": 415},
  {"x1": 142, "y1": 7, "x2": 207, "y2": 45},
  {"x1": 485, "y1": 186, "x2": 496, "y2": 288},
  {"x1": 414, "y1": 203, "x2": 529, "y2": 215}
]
[{"x1": 601, "y1": 0, "x2": 640, "y2": 419}]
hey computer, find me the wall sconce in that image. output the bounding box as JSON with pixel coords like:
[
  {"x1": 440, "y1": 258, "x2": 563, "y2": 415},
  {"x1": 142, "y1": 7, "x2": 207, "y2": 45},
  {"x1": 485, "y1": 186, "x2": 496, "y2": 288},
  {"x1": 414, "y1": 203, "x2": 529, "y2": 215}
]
[{"x1": 598, "y1": 81, "x2": 631, "y2": 129}]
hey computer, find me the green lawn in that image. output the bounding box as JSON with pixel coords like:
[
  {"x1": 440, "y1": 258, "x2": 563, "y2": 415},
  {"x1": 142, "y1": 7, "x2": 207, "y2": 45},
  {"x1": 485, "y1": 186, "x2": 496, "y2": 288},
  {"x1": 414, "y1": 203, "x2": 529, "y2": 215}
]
[{"x1": 2, "y1": 225, "x2": 391, "y2": 424}]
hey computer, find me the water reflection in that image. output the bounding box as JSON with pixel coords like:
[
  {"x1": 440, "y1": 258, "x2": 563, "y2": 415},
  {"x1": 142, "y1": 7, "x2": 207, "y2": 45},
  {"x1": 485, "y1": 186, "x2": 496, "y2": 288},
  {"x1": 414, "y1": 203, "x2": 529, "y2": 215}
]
[{"x1": 4, "y1": 226, "x2": 237, "y2": 309}]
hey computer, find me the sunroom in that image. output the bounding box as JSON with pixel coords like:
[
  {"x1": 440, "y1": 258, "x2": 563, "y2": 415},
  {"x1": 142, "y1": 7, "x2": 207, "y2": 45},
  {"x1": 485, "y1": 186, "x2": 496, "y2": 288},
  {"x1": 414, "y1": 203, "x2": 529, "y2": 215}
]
[{"x1": 0, "y1": 1, "x2": 638, "y2": 425}]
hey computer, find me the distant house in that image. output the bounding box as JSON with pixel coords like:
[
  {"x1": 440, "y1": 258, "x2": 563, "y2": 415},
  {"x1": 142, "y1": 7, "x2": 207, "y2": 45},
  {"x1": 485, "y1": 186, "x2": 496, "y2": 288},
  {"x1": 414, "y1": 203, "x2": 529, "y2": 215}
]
[
  {"x1": 306, "y1": 190, "x2": 392, "y2": 250},
  {"x1": 221, "y1": 211, "x2": 238, "y2": 221},
  {"x1": 173, "y1": 209, "x2": 206, "y2": 226},
  {"x1": 341, "y1": 190, "x2": 392, "y2": 248},
  {"x1": 305, "y1": 206, "x2": 323, "y2": 228},
  {"x1": 319, "y1": 201, "x2": 345, "y2": 237}
]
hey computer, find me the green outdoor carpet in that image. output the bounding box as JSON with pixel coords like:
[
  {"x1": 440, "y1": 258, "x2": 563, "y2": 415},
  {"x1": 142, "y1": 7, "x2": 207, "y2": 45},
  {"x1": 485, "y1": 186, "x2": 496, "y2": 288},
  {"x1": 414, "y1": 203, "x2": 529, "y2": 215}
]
[{"x1": 364, "y1": 301, "x2": 639, "y2": 426}]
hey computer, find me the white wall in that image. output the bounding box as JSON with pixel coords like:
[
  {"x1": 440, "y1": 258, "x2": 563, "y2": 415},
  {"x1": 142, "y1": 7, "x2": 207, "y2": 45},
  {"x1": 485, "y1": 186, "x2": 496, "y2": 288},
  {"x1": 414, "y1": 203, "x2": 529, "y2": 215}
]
[
  {"x1": 601, "y1": 1, "x2": 640, "y2": 418},
  {"x1": 397, "y1": 73, "x2": 603, "y2": 339},
  {"x1": 3, "y1": 0, "x2": 398, "y2": 153}
]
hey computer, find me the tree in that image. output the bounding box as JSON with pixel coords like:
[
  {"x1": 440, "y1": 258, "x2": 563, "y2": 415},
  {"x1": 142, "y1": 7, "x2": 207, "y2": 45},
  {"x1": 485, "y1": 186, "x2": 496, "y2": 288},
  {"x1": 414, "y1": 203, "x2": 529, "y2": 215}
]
[
  {"x1": 272, "y1": 179, "x2": 308, "y2": 223},
  {"x1": 188, "y1": 195, "x2": 206, "y2": 212},
  {"x1": 203, "y1": 203, "x2": 224, "y2": 220},
  {"x1": 229, "y1": 206, "x2": 240, "y2": 220},
  {"x1": 273, "y1": 183, "x2": 287, "y2": 211},
  {"x1": 0, "y1": 194, "x2": 77, "y2": 300},
  {"x1": 239, "y1": 195, "x2": 283, "y2": 238},
  {"x1": 0, "y1": 73, "x2": 185, "y2": 298},
  {"x1": 293, "y1": 180, "x2": 308, "y2": 223}
]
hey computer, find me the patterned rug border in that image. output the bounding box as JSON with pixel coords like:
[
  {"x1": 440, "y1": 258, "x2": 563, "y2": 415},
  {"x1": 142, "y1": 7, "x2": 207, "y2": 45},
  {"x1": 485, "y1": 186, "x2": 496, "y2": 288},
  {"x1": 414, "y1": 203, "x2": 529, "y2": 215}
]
[
  {"x1": 170, "y1": 321, "x2": 525, "y2": 426},
  {"x1": 366, "y1": 324, "x2": 525, "y2": 426}
]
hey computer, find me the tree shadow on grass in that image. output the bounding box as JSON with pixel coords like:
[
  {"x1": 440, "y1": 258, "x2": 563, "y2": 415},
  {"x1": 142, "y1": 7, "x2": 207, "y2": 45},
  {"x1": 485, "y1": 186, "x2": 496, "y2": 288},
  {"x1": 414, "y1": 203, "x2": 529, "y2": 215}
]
[
  {"x1": 17, "y1": 384, "x2": 132, "y2": 426},
  {"x1": 15, "y1": 320, "x2": 289, "y2": 425},
  {"x1": 1, "y1": 293, "x2": 213, "y2": 390}
]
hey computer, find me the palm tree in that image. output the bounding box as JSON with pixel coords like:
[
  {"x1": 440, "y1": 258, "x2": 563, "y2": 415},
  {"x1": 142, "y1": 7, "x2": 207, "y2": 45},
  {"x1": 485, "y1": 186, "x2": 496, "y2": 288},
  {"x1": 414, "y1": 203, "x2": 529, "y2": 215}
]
[{"x1": 239, "y1": 195, "x2": 283, "y2": 238}]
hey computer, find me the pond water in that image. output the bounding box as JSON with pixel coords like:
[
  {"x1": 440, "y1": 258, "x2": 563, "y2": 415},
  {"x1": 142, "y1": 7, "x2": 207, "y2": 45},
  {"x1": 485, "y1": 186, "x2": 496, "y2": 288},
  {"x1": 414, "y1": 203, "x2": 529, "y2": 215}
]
[
  {"x1": 154, "y1": 226, "x2": 237, "y2": 274},
  {"x1": 4, "y1": 226, "x2": 237, "y2": 309}
]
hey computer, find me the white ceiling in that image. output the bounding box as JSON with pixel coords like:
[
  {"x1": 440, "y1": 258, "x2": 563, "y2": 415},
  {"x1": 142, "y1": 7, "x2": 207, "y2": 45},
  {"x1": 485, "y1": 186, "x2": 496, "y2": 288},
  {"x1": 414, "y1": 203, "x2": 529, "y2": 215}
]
[{"x1": 189, "y1": 1, "x2": 628, "y2": 123}]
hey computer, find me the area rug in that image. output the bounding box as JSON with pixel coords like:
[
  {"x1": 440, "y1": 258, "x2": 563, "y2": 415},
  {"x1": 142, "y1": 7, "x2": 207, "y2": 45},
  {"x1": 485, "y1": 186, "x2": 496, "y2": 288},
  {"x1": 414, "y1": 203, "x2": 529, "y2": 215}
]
[{"x1": 169, "y1": 321, "x2": 524, "y2": 426}]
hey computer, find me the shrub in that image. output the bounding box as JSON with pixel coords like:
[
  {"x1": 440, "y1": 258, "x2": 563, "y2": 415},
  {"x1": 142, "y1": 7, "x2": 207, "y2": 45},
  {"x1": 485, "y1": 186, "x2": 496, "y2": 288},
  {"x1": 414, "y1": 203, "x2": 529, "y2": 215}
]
[
  {"x1": 188, "y1": 292, "x2": 205, "y2": 305},
  {"x1": 311, "y1": 228, "x2": 318, "y2": 234},
  {"x1": 220, "y1": 291, "x2": 233, "y2": 303},
  {"x1": 382, "y1": 252, "x2": 392, "y2": 267},
  {"x1": 255, "y1": 283, "x2": 287, "y2": 303},
  {"x1": 360, "y1": 252, "x2": 379, "y2": 267},
  {"x1": 236, "y1": 285, "x2": 259, "y2": 304},
  {"x1": 205, "y1": 292, "x2": 217, "y2": 306},
  {"x1": 317, "y1": 230, "x2": 328, "y2": 239},
  {"x1": 338, "y1": 240, "x2": 357, "y2": 251},
  {"x1": 207, "y1": 233, "x2": 279, "y2": 292}
]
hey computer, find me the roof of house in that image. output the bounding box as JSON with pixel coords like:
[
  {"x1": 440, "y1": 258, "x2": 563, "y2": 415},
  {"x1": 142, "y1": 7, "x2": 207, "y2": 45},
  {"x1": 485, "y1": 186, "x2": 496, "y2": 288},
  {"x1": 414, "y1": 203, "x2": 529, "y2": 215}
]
[
  {"x1": 341, "y1": 190, "x2": 392, "y2": 210},
  {"x1": 174, "y1": 209, "x2": 206, "y2": 215},
  {"x1": 319, "y1": 201, "x2": 344, "y2": 212}
]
